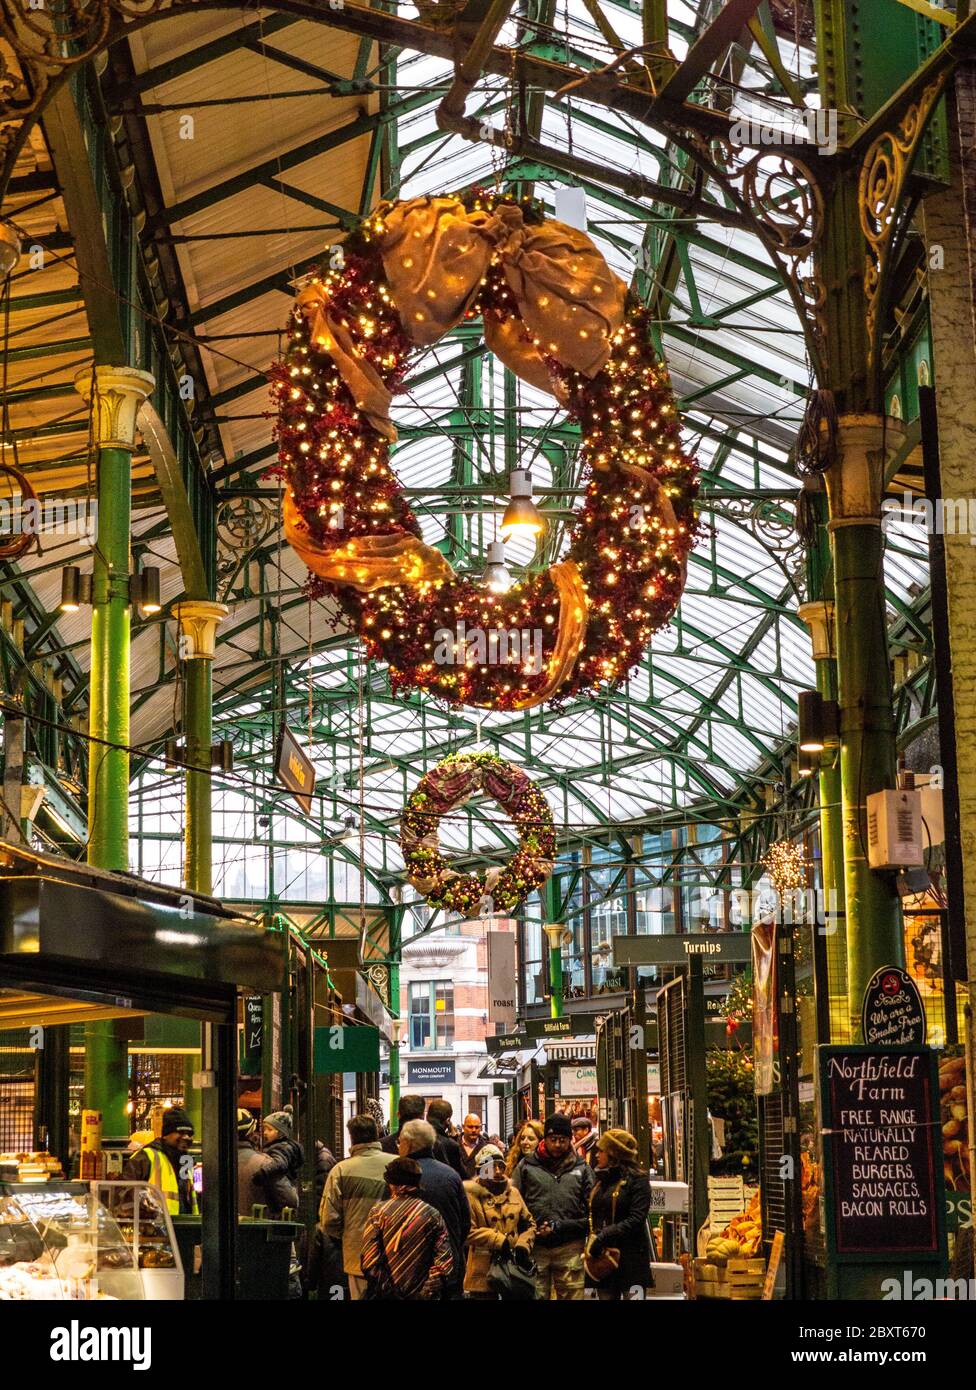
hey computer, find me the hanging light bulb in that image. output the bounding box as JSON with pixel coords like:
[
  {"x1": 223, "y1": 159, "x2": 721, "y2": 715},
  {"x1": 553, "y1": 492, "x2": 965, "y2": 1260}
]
[
  {"x1": 339, "y1": 812, "x2": 358, "y2": 844},
  {"x1": 481, "y1": 539, "x2": 511, "y2": 593},
  {"x1": 500, "y1": 469, "x2": 545, "y2": 541}
]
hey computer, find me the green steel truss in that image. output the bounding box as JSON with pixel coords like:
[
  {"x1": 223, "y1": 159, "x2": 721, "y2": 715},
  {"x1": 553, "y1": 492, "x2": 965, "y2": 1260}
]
[{"x1": 0, "y1": 0, "x2": 936, "y2": 910}]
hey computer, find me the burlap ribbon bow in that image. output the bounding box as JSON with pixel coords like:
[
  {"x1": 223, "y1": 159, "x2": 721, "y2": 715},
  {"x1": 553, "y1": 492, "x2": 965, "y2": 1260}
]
[{"x1": 297, "y1": 196, "x2": 627, "y2": 438}]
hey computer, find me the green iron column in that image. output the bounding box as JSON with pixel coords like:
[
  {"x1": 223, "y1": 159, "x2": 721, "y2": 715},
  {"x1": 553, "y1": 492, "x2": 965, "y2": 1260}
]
[
  {"x1": 76, "y1": 365, "x2": 154, "y2": 1138},
  {"x1": 173, "y1": 602, "x2": 228, "y2": 896},
  {"x1": 173, "y1": 599, "x2": 233, "y2": 1300},
  {"x1": 824, "y1": 417, "x2": 905, "y2": 1038},
  {"x1": 173, "y1": 602, "x2": 228, "y2": 1137},
  {"x1": 389, "y1": 998, "x2": 403, "y2": 1126},
  {"x1": 543, "y1": 923, "x2": 571, "y2": 1019},
  {"x1": 799, "y1": 490, "x2": 849, "y2": 1043}
]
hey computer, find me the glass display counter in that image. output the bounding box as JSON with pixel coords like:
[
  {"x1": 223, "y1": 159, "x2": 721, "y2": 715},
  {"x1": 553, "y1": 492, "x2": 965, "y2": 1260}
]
[{"x1": 0, "y1": 1181, "x2": 183, "y2": 1300}]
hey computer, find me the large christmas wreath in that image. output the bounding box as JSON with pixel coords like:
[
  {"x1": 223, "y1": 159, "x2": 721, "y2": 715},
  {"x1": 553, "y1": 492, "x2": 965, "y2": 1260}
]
[
  {"x1": 399, "y1": 752, "x2": 555, "y2": 915},
  {"x1": 273, "y1": 189, "x2": 698, "y2": 711}
]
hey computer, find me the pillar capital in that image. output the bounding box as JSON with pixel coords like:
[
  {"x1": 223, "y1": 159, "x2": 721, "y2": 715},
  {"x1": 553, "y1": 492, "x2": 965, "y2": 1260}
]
[
  {"x1": 173, "y1": 600, "x2": 229, "y2": 660},
  {"x1": 822, "y1": 412, "x2": 905, "y2": 529},
  {"x1": 797, "y1": 600, "x2": 836, "y2": 661},
  {"x1": 543, "y1": 922, "x2": 572, "y2": 950},
  {"x1": 75, "y1": 366, "x2": 155, "y2": 451}
]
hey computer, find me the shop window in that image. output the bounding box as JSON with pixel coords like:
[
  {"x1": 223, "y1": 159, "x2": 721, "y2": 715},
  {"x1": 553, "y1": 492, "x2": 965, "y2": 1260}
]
[
  {"x1": 589, "y1": 847, "x2": 628, "y2": 993},
  {"x1": 521, "y1": 903, "x2": 545, "y2": 1006},
  {"x1": 409, "y1": 980, "x2": 454, "y2": 1050}
]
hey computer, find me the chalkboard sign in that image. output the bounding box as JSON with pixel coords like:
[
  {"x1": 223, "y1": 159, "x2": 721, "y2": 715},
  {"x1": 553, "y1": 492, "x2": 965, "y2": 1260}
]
[
  {"x1": 240, "y1": 995, "x2": 263, "y2": 1075},
  {"x1": 861, "y1": 966, "x2": 926, "y2": 1047},
  {"x1": 819, "y1": 1046, "x2": 945, "y2": 1260}
]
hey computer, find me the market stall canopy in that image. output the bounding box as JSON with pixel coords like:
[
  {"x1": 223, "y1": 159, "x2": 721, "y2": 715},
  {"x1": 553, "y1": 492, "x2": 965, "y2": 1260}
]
[
  {"x1": 0, "y1": 989, "x2": 146, "y2": 1030},
  {"x1": 0, "y1": 844, "x2": 284, "y2": 1021}
]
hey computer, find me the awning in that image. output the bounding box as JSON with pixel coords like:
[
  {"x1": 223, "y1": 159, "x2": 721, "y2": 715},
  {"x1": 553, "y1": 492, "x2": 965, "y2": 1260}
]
[{"x1": 0, "y1": 844, "x2": 284, "y2": 1022}]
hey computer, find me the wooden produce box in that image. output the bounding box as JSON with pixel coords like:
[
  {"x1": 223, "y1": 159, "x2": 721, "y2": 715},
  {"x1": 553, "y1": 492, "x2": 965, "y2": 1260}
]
[
  {"x1": 693, "y1": 1258, "x2": 727, "y2": 1300},
  {"x1": 727, "y1": 1256, "x2": 765, "y2": 1300}
]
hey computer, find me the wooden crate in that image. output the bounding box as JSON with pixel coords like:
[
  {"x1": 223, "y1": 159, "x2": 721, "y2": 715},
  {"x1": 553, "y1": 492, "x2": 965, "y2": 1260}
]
[
  {"x1": 727, "y1": 1257, "x2": 765, "y2": 1301},
  {"x1": 707, "y1": 1176, "x2": 746, "y2": 1230}
]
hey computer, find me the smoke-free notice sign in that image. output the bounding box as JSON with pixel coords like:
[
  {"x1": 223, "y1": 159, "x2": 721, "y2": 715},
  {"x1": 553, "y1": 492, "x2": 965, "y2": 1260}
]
[{"x1": 819, "y1": 1046, "x2": 944, "y2": 1258}]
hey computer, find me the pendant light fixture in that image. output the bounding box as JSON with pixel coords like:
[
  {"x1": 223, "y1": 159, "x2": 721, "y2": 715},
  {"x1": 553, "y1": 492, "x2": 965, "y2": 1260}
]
[
  {"x1": 500, "y1": 469, "x2": 545, "y2": 541},
  {"x1": 59, "y1": 566, "x2": 91, "y2": 612},
  {"x1": 481, "y1": 539, "x2": 511, "y2": 593},
  {"x1": 130, "y1": 565, "x2": 162, "y2": 616}
]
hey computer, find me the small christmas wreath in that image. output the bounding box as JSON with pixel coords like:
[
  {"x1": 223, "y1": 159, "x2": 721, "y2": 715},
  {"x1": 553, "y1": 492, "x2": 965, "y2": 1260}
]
[
  {"x1": 399, "y1": 752, "x2": 555, "y2": 915},
  {"x1": 273, "y1": 189, "x2": 698, "y2": 712}
]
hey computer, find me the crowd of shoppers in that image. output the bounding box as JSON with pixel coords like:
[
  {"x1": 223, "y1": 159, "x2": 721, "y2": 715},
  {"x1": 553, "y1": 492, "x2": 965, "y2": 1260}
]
[
  {"x1": 187, "y1": 1093, "x2": 652, "y2": 1301},
  {"x1": 316, "y1": 1100, "x2": 654, "y2": 1301}
]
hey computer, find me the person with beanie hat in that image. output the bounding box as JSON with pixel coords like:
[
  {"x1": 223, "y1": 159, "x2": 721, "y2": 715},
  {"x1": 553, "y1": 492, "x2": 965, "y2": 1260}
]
[
  {"x1": 571, "y1": 1115, "x2": 598, "y2": 1169},
  {"x1": 123, "y1": 1107, "x2": 198, "y2": 1215},
  {"x1": 511, "y1": 1110, "x2": 593, "y2": 1299},
  {"x1": 257, "y1": 1105, "x2": 306, "y2": 1298},
  {"x1": 585, "y1": 1128, "x2": 652, "y2": 1301},
  {"x1": 462, "y1": 1145, "x2": 536, "y2": 1299},
  {"x1": 256, "y1": 1104, "x2": 304, "y2": 1218},
  {"x1": 237, "y1": 1108, "x2": 274, "y2": 1217},
  {"x1": 262, "y1": 1109, "x2": 293, "y2": 1142}
]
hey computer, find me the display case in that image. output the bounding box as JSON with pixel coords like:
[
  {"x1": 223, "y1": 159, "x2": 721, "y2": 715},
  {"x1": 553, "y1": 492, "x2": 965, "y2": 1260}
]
[{"x1": 0, "y1": 1181, "x2": 183, "y2": 1300}]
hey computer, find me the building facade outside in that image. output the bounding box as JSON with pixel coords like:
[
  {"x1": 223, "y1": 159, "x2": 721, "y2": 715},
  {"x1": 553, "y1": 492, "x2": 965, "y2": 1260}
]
[{"x1": 393, "y1": 914, "x2": 517, "y2": 1137}]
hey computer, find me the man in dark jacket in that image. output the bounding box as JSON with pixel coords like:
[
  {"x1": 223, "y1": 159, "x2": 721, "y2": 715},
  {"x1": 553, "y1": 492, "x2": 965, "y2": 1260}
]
[
  {"x1": 398, "y1": 1118, "x2": 470, "y2": 1298},
  {"x1": 458, "y1": 1113, "x2": 492, "y2": 1179},
  {"x1": 237, "y1": 1109, "x2": 272, "y2": 1217},
  {"x1": 426, "y1": 1099, "x2": 465, "y2": 1178},
  {"x1": 511, "y1": 1112, "x2": 593, "y2": 1299},
  {"x1": 380, "y1": 1095, "x2": 426, "y2": 1154}
]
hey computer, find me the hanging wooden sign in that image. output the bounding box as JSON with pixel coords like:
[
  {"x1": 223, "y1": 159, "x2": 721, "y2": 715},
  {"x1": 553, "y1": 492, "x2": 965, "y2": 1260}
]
[{"x1": 274, "y1": 725, "x2": 316, "y2": 815}]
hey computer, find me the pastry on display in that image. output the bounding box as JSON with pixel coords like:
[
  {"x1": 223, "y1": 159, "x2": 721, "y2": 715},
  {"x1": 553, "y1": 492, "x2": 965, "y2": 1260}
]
[{"x1": 0, "y1": 1261, "x2": 64, "y2": 1300}]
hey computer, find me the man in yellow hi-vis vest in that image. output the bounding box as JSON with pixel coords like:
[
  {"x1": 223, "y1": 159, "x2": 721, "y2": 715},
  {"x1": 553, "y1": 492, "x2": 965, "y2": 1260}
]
[{"x1": 124, "y1": 1107, "x2": 199, "y2": 1215}]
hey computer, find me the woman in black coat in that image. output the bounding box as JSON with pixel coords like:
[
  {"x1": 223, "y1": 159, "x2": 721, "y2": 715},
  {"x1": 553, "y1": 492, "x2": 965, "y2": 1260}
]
[{"x1": 584, "y1": 1128, "x2": 652, "y2": 1301}]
